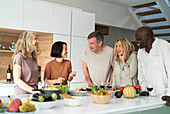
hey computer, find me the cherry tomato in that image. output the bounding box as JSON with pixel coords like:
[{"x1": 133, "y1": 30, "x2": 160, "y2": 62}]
[
  {"x1": 120, "y1": 86, "x2": 124, "y2": 92},
  {"x1": 135, "y1": 84, "x2": 141, "y2": 89}
]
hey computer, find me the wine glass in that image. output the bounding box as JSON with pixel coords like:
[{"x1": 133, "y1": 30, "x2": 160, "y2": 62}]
[
  {"x1": 106, "y1": 83, "x2": 112, "y2": 90},
  {"x1": 100, "y1": 82, "x2": 105, "y2": 89},
  {"x1": 147, "y1": 85, "x2": 153, "y2": 96}
]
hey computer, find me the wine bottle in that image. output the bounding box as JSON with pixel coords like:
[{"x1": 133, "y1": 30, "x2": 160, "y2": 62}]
[{"x1": 7, "y1": 65, "x2": 11, "y2": 82}]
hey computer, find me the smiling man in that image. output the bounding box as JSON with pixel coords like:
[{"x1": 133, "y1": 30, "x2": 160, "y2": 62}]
[
  {"x1": 82, "y1": 31, "x2": 114, "y2": 87},
  {"x1": 135, "y1": 26, "x2": 170, "y2": 97}
]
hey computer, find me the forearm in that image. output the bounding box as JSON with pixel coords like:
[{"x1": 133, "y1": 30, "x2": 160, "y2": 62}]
[
  {"x1": 46, "y1": 80, "x2": 57, "y2": 85},
  {"x1": 84, "y1": 69, "x2": 92, "y2": 84},
  {"x1": 14, "y1": 79, "x2": 34, "y2": 93}
]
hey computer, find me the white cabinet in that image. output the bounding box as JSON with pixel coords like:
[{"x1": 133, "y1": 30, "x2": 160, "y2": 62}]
[
  {"x1": 72, "y1": 10, "x2": 95, "y2": 38},
  {"x1": 53, "y1": 34, "x2": 71, "y2": 60},
  {"x1": 0, "y1": 84, "x2": 14, "y2": 96},
  {"x1": 23, "y1": 0, "x2": 54, "y2": 33},
  {"x1": 54, "y1": 6, "x2": 71, "y2": 35},
  {"x1": 0, "y1": 0, "x2": 23, "y2": 30},
  {"x1": 71, "y1": 37, "x2": 88, "y2": 83}
]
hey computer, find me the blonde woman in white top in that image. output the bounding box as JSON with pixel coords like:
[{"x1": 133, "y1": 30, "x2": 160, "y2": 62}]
[{"x1": 112, "y1": 38, "x2": 138, "y2": 90}]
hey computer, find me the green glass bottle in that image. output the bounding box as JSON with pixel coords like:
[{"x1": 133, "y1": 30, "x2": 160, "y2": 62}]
[{"x1": 7, "y1": 65, "x2": 11, "y2": 82}]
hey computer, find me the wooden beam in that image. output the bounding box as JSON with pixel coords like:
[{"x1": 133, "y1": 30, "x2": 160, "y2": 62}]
[
  {"x1": 132, "y1": 2, "x2": 157, "y2": 8},
  {"x1": 142, "y1": 17, "x2": 166, "y2": 23},
  {"x1": 136, "y1": 9, "x2": 161, "y2": 16},
  {"x1": 154, "y1": 33, "x2": 170, "y2": 37},
  {"x1": 151, "y1": 25, "x2": 170, "y2": 30}
]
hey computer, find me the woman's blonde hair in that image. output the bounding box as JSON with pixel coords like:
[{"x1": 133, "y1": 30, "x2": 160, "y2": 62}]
[
  {"x1": 12, "y1": 31, "x2": 37, "y2": 60},
  {"x1": 113, "y1": 38, "x2": 136, "y2": 63}
]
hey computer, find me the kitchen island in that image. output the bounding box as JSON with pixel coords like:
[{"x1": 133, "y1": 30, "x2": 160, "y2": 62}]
[{"x1": 0, "y1": 94, "x2": 170, "y2": 114}]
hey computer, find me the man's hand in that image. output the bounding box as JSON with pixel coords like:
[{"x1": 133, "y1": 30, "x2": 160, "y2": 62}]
[
  {"x1": 162, "y1": 96, "x2": 170, "y2": 108},
  {"x1": 87, "y1": 81, "x2": 93, "y2": 87}
]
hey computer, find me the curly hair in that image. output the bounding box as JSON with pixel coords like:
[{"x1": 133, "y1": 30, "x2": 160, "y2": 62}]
[
  {"x1": 113, "y1": 38, "x2": 136, "y2": 63},
  {"x1": 12, "y1": 31, "x2": 37, "y2": 60}
]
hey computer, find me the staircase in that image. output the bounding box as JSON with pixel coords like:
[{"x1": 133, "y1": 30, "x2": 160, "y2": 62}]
[{"x1": 132, "y1": 2, "x2": 170, "y2": 40}]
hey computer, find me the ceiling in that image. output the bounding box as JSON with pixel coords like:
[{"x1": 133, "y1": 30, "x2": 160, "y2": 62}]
[{"x1": 99, "y1": 0, "x2": 155, "y2": 7}]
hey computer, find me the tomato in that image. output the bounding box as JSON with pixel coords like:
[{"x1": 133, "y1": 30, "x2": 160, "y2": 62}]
[
  {"x1": 120, "y1": 86, "x2": 124, "y2": 92},
  {"x1": 131, "y1": 85, "x2": 135, "y2": 88},
  {"x1": 135, "y1": 85, "x2": 141, "y2": 89}
]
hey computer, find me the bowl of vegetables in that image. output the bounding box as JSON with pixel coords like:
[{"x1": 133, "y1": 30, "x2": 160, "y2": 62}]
[{"x1": 91, "y1": 90, "x2": 112, "y2": 104}]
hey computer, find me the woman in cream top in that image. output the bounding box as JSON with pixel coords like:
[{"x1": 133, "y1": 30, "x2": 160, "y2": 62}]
[{"x1": 112, "y1": 38, "x2": 138, "y2": 90}]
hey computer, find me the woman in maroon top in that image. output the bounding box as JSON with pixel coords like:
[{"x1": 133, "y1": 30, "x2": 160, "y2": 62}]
[
  {"x1": 12, "y1": 31, "x2": 40, "y2": 95},
  {"x1": 44, "y1": 41, "x2": 76, "y2": 85}
]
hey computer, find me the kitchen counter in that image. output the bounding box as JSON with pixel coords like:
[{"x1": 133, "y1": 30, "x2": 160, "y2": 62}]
[{"x1": 0, "y1": 94, "x2": 169, "y2": 114}]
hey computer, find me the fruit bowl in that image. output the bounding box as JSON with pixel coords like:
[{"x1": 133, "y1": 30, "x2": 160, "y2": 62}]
[
  {"x1": 91, "y1": 94, "x2": 112, "y2": 104},
  {"x1": 30, "y1": 100, "x2": 57, "y2": 109}
]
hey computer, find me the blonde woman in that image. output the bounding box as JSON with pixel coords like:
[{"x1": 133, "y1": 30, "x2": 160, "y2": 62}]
[
  {"x1": 112, "y1": 38, "x2": 138, "y2": 90},
  {"x1": 12, "y1": 31, "x2": 40, "y2": 95}
]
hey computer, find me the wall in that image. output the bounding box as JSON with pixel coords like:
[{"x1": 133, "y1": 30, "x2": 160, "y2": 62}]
[
  {"x1": 104, "y1": 26, "x2": 136, "y2": 48},
  {"x1": 40, "y1": 0, "x2": 140, "y2": 30}
]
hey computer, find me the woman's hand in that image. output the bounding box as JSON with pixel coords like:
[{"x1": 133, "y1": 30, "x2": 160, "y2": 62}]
[
  {"x1": 69, "y1": 71, "x2": 77, "y2": 78},
  {"x1": 119, "y1": 54, "x2": 125, "y2": 63},
  {"x1": 52, "y1": 78, "x2": 65, "y2": 84},
  {"x1": 32, "y1": 90, "x2": 41, "y2": 94},
  {"x1": 68, "y1": 71, "x2": 77, "y2": 82}
]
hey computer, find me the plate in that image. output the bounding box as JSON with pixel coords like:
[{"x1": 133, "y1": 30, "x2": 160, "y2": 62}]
[
  {"x1": 69, "y1": 90, "x2": 87, "y2": 96},
  {"x1": 0, "y1": 103, "x2": 7, "y2": 113},
  {"x1": 0, "y1": 107, "x2": 7, "y2": 113},
  {"x1": 4, "y1": 109, "x2": 35, "y2": 114}
]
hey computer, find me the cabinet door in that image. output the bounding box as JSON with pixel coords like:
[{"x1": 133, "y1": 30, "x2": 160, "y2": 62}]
[
  {"x1": 0, "y1": 0, "x2": 23, "y2": 30},
  {"x1": 71, "y1": 36, "x2": 87, "y2": 82},
  {"x1": 53, "y1": 34, "x2": 71, "y2": 60},
  {"x1": 72, "y1": 10, "x2": 95, "y2": 38},
  {"x1": 0, "y1": 85, "x2": 14, "y2": 96},
  {"x1": 23, "y1": 0, "x2": 53, "y2": 33},
  {"x1": 54, "y1": 6, "x2": 71, "y2": 35}
]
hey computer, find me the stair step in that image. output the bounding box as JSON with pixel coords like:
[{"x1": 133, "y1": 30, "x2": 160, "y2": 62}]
[
  {"x1": 136, "y1": 9, "x2": 161, "y2": 16},
  {"x1": 154, "y1": 33, "x2": 170, "y2": 37},
  {"x1": 142, "y1": 17, "x2": 166, "y2": 23},
  {"x1": 132, "y1": 2, "x2": 157, "y2": 8},
  {"x1": 151, "y1": 25, "x2": 170, "y2": 30}
]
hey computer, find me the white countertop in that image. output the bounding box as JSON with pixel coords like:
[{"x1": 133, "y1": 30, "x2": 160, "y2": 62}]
[{"x1": 0, "y1": 94, "x2": 166, "y2": 114}]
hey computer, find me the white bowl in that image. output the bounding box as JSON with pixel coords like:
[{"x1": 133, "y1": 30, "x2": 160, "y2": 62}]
[
  {"x1": 30, "y1": 100, "x2": 57, "y2": 109},
  {"x1": 64, "y1": 97, "x2": 82, "y2": 107}
]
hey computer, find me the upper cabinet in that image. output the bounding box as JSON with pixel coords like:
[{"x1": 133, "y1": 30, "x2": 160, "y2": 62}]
[
  {"x1": 72, "y1": 10, "x2": 95, "y2": 38},
  {"x1": 0, "y1": 0, "x2": 23, "y2": 30},
  {"x1": 54, "y1": 6, "x2": 71, "y2": 35},
  {"x1": 23, "y1": 0, "x2": 54, "y2": 33}
]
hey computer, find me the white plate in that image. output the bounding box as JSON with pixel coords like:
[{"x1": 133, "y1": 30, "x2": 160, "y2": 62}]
[{"x1": 69, "y1": 90, "x2": 87, "y2": 96}]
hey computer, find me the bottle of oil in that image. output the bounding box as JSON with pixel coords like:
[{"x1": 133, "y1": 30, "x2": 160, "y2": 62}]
[{"x1": 7, "y1": 65, "x2": 11, "y2": 82}]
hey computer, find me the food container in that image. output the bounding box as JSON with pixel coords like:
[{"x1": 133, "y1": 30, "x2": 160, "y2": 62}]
[
  {"x1": 30, "y1": 100, "x2": 57, "y2": 109},
  {"x1": 64, "y1": 97, "x2": 82, "y2": 107},
  {"x1": 91, "y1": 94, "x2": 112, "y2": 104}
]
